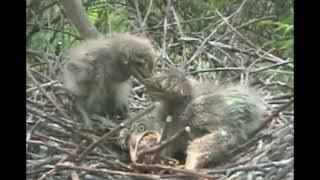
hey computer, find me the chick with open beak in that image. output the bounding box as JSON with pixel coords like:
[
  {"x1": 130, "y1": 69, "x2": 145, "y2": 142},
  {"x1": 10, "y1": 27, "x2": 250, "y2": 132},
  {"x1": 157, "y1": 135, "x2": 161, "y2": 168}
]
[{"x1": 118, "y1": 105, "x2": 165, "y2": 164}]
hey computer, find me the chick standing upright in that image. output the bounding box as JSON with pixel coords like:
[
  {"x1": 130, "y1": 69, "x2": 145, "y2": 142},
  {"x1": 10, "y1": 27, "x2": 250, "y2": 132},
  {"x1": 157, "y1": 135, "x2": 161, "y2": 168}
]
[{"x1": 61, "y1": 34, "x2": 156, "y2": 128}]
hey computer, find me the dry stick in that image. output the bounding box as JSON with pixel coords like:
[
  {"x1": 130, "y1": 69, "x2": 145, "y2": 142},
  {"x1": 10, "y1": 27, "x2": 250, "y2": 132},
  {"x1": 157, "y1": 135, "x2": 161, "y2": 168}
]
[
  {"x1": 27, "y1": 140, "x2": 76, "y2": 158},
  {"x1": 216, "y1": 9, "x2": 257, "y2": 50},
  {"x1": 133, "y1": 0, "x2": 143, "y2": 29},
  {"x1": 56, "y1": 164, "x2": 160, "y2": 180},
  {"x1": 199, "y1": 159, "x2": 292, "y2": 176},
  {"x1": 171, "y1": 6, "x2": 187, "y2": 64},
  {"x1": 26, "y1": 105, "x2": 94, "y2": 141},
  {"x1": 134, "y1": 15, "x2": 217, "y2": 33},
  {"x1": 244, "y1": 48, "x2": 276, "y2": 86},
  {"x1": 26, "y1": 118, "x2": 42, "y2": 149},
  {"x1": 70, "y1": 170, "x2": 81, "y2": 180},
  {"x1": 26, "y1": 104, "x2": 75, "y2": 128},
  {"x1": 226, "y1": 159, "x2": 292, "y2": 176},
  {"x1": 138, "y1": 126, "x2": 189, "y2": 157},
  {"x1": 28, "y1": 155, "x2": 64, "y2": 170},
  {"x1": 38, "y1": 155, "x2": 69, "y2": 180},
  {"x1": 207, "y1": 41, "x2": 281, "y2": 64},
  {"x1": 160, "y1": 0, "x2": 171, "y2": 67},
  {"x1": 216, "y1": 10, "x2": 286, "y2": 64},
  {"x1": 26, "y1": 23, "x2": 81, "y2": 39},
  {"x1": 59, "y1": 0, "x2": 100, "y2": 39},
  {"x1": 189, "y1": 67, "x2": 245, "y2": 75},
  {"x1": 78, "y1": 104, "x2": 156, "y2": 160},
  {"x1": 228, "y1": 98, "x2": 294, "y2": 157},
  {"x1": 252, "y1": 98, "x2": 294, "y2": 137},
  {"x1": 131, "y1": 163, "x2": 216, "y2": 179},
  {"x1": 151, "y1": 118, "x2": 171, "y2": 163},
  {"x1": 265, "y1": 93, "x2": 294, "y2": 101},
  {"x1": 27, "y1": 65, "x2": 69, "y2": 119},
  {"x1": 184, "y1": 0, "x2": 248, "y2": 68},
  {"x1": 184, "y1": 24, "x2": 220, "y2": 67},
  {"x1": 215, "y1": 16, "x2": 276, "y2": 42},
  {"x1": 26, "y1": 49, "x2": 56, "y2": 60},
  {"x1": 267, "y1": 160, "x2": 293, "y2": 180},
  {"x1": 250, "y1": 60, "x2": 293, "y2": 73},
  {"x1": 141, "y1": 0, "x2": 153, "y2": 28},
  {"x1": 27, "y1": 80, "x2": 59, "y2": 93},
  {"x1": 33, "y1": 132, "x2": 78, "y2": 148}
]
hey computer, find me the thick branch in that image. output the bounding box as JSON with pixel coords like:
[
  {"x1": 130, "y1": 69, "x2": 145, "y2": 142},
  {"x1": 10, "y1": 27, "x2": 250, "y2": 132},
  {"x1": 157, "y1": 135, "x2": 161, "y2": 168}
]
[{"x1": 59, "y1": 0, "x2": 100, "y2": 39}]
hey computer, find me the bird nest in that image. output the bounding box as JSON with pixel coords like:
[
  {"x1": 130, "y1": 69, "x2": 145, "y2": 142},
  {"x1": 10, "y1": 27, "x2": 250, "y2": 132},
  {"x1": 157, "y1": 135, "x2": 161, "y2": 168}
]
[{"x1": 26, "y1": 18, "x2": 293, "y2": 180}]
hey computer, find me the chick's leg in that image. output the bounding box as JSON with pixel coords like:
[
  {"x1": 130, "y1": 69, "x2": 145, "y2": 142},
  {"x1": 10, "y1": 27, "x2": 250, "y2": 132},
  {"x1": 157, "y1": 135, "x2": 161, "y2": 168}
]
[
  {"x1": 75, "y1": 102, "x2": 93, "y2": 128},
  {"x1": 185, "y1": 129, "x2": 238, "y2": 169}
]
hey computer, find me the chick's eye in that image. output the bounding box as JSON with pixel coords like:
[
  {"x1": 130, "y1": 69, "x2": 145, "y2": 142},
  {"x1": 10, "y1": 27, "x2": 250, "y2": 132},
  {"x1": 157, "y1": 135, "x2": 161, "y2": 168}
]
[{"x1": 138, "y1": 124, "x2": 145, "y2": 132}]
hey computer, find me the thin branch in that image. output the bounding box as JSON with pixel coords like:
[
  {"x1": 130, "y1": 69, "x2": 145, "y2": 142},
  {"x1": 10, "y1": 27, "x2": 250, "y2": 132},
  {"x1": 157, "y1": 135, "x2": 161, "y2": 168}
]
[
  {"x1": 267, "y1": 160, "x2": 293, "y2": 180},
  {"x1": 59, "y1": 0, "x2": 100, "y2": 39},
  {"x1": 215, "y1": 16, "x2": 276, "y2": 42},
  {"x1": 141, "y1": 0, "x2": 153, "y2": 28},
  {"x1": 138, "y1": 126, "x2": 189, "y2": 157},
  {"x1": 27, "y1": 64, "x2": 69, "y2": 119},
  {"x1": 171, "y1": 6, "x2": 187, "y2": 63},
  {"x1": 250, "y1": 60, "x2": 293, "y2": 73},
  {"x1": 56, "y1": 163, "x2": 160, "y2": 180},
  {"x1": 26, "y1": 23, "x2": 81, "y2": 40},
  {"x1": 131, "y1": 163, "x2": 216, "y2": 179},
  {"x1": 133, "y1": 0, "x2": 143, "y2": 29},
  {"x1": 27, "y1": 140, "x2": 77, "y2": 158},
  {"x1": 252, "y1": 98, "x2": 294, "y2": 136},
  {"x1": 77, "y1": 104, "x2": 156, "y2": 160},
  {"x1": 184, "y1": 0, "x2": 248, "y2": 68},
  {"x1": 189, "y1": 67, "x2": 245, "y2": 75}
]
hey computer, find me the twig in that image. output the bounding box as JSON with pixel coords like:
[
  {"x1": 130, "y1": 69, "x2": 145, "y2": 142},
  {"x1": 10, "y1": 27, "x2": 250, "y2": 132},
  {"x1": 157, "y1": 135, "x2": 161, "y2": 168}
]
[
  {"x1": 27, "y1": 80, "x2": 60, "y2": 93},
  {"x1": 38, "y1": 155, "x2": 69, "y2": 180},
  {"x1": 70, "y1": 170, "x2": 80, "y2": 180},
  {"x1": 265, "y1": 93, "x2": 294, "y2": 101},
  {"x1": 27, "y1": 64, "x2": 69, "y2": 119},
  {"x1": 266, "y1": 160, "x2": 293, "y2": 180},
  {"x1": 26, "y1": 105, "x2": 94, "y2": 141},
  {"x1": 171, "y1": 6, "x2": 187, "y2": 63},
  {"x1": 138, "y1": 126, "x2": 189, "y2": 157},
  {"x1": 215, "y1": 16, "x2": 276, "y2": 42},
  {"x1": 252, "y1": 98, "x2": 294, "y2": 136},
  {"x1": 27, "y1": 140, "x2": 77, "y2": 158},
  {"x1": 26, "y1": 49, "x2": 56, "y2": 60},
  {"x1": 77, "y1": 104, "x2": 156, "y2": 160},
  {"x1": 215, "y1": 10, "x2": 256, "y2": 48},
  {"x1": 132, "y1": 163, "x2": 216, "y2": 179},
  {"x1": 26, "y1": 23, "x2": 81, "y2": 40},
  {"x1": 189, "y1": 67, "x2": 245, "y2": 75},
  {"x1": 251, "y1": 60, "x2": 293, "y2": 73},
  {"x1": 184, "y1": 0, "x2": 248, "y2": 67},
  {"x1": 28, "y1": 155, "x2": 64, "y2": 170},
  {"x1": 160, "y1": 0, "x2": 171, "y2": 67},
  {"x1": 201, "y1": 159, "x2": 292, "y2": 176},
  {"x1": 224, "y1": 159, "x2": 292, "y2": 176},
  {"x1": 56, "y1": 163, "x2": 160, "y2": 180},
  {"x1": 141, "y1": 0, "x2": 153, "y2": 28},
  {"x1": 133, "y1": 0, "x2": 143, "y2": 29},
  {"x1": 26, "y1": 119, "x2": 43, "y2": 149}
]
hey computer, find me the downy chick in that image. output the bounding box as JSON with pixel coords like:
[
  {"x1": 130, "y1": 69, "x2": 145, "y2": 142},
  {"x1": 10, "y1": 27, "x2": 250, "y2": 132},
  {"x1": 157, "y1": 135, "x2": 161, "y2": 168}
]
[
  {"x1": 144, "y1": 69, "x2": 266, "y2": 169},
  {"x1": 117, "y1": 102, "x2": 165, "y2": 163},
  {"x1": 61, "y1": 34, "x2": 156, "y2": 128},
  {"x1": 179, "y1": 84, "x2": 266, "y2": 169}
]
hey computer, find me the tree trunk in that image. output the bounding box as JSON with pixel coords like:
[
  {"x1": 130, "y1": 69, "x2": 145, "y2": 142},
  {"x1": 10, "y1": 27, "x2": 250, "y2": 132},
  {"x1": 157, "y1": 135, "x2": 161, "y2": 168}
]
[{"x1": 59, "y1": 0, "x2": 100, "y2": 40}]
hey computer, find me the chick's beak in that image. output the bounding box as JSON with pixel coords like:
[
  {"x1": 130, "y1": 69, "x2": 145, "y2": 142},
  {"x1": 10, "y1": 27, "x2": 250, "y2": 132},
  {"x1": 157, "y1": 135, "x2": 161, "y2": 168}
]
[{"x1": 128, "y1": 131, "x2": 161, "y2": 163}]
